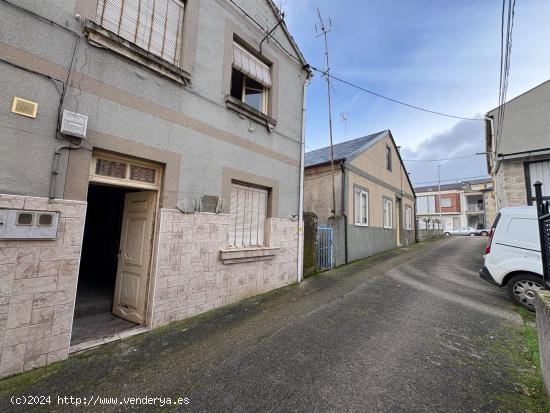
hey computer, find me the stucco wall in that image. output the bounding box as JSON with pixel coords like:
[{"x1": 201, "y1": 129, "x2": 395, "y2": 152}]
[
  {"x1": 0, "y1": 194, "x2": 86, "y2": 378},
  {"x1": 304, "y1": 165, "x2": 342, "y2": 224},
  {"x1": 0, "y1": 0, "x2": 306, "y2": 218},
  {"x1": 151, "y1": 210, "x2": 298, "y2": 326}
]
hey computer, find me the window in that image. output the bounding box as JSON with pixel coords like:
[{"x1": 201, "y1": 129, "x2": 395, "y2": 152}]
[
  {"x1": 383, "y1": 198, "x2": 393, "y2": 229},
  {"x1": 229, "y1": 183, "x2": 268, "y2": 247},
  {"x1": 441, "y1": 198, "x2": 452, "y2": 208},
  {"x1": 354, "y1": 189, "x2": 368, "y2": 226},
  {"x1": 230, "y1": 42, "x2": 271, "y2": 115},
  {"x1": 529, "y1": 160, "x2": 550, "y2": 200},
  {"x1": 95, "y1": 0, "x2": 185, "y2": 66},
  {"x1": 416, "y1": 195, "x2": 436, "y2": 214},
  {"x1": 405, "y1": 206, "x2": 412, "y2": 230},
  {"x1": 385, "y1": 146, "x2": 392, "y2": 171}
]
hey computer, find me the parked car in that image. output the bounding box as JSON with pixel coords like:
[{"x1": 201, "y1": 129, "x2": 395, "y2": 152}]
[
  {"x1": 443, "y1": 227, "x2": 481, "y2": 236},
  {"x1": 479, "y1": 206, "x2": 544, "y2": 310}
]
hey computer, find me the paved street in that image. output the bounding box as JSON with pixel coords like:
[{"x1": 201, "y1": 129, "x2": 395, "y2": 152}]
[{"x1": 0, "y1": 237, "x2": 543, "y2": 412}]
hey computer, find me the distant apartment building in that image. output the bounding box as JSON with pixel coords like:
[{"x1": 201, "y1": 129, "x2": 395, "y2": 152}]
[
  {"x1": 415, "y1": 178, "x2": 496, "y2": 230},
  {"x1": 485, "y1": 80, "x2": 550, "y2": 207}
]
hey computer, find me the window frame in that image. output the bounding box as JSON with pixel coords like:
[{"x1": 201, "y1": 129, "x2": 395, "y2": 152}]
[
  {"x1": 385, "y1": 145, "x2": 392, "y2": 171},
  {"x1": 231, "y1": 70, "x2": 269, "y2": 115},
  {"x1": 405, "y1": 206, "x2": 412, "y2": 230},
  {"x1": 354, "y1": 188, "x2": 369, "y2": 226},
  {"x1": 383, "y1": 198, "x2": 393, "y2": 229}
]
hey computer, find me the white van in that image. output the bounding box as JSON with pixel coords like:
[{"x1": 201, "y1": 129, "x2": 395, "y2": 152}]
[{"x1": 479, "y1": 206, "x2": 545, "y2": 310}]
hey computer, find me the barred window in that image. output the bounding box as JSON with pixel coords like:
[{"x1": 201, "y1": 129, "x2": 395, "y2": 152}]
[
  {"x1": 354, "y1": 189, "x2": 368, "y2": 226},
  {"x1": 96, "y1": 0, "x2": 185, "y2": 66},
  {"x1": 229, "y1": 183, "x2": 268, "y2": 247}
]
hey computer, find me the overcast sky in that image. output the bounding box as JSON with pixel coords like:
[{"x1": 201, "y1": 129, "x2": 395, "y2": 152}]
[{"x1": 282, "y1": 0, "x2": 550, "y2": 186}]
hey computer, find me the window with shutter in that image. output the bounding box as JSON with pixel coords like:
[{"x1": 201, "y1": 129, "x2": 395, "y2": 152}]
[
  {"x1": 230, "y1": 42, "x2": 271, "y2": 115},
  {"x1": 229, "y1": 183, "x2": 268, "y2": 247},
  {"x1": 95, "y1": 0, "x2": 185, "y2": 66}
]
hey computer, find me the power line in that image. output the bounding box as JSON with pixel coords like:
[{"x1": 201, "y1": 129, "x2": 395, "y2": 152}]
[
  {"x1": 402, "y1": 154, "x2": 483, "y2": 162},
  {"x1": 495, "y1": 0, "x2": 516, "y2": 154},
  {"x1": 413, "y1": 175, "x2": 490, "y2": 186},
  {"x1": 309, "y1": 66, "x2": 484, "y2": 121}
]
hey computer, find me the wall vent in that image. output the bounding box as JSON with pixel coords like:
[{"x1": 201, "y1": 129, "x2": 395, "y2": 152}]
[{"x1": 11, "y1": 97, "x2": 38, "y2": 118}]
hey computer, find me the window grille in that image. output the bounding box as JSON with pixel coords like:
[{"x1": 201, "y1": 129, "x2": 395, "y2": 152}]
[
  {"x1": 229, "y1": 183, "x2": 268, "y2": 247},
  {"x1": 96, "y1": 158, "x2": 127, "y2": 179},
  {"x1": 96, "y1": 0, "x2": 185, "y2": 66},
  {"x1": 130, "y1": 165, "x2": 156, "y2": 183}
]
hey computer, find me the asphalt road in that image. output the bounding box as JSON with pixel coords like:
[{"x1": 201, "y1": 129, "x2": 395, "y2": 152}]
[{"x1": 0, "y1": 237, "x2": 533, "y2": 412}]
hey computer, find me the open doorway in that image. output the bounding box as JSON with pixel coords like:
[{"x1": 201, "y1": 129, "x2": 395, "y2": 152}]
[{"x1": 71, "y1": 184, "x2": 157, "y2": 346}]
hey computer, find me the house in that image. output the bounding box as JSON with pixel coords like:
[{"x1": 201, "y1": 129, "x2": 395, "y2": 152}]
[
  {"x1": 304, "y1": 130, "x2": 416, "y2": 267},
  {"x1": 414, "y1": 178, "x2": 496, "y2": 231},
  {"x1": 485, "y1": 80, "x2": 550, "y2": 207},
  {"x1": 0, "y1": 0, "x2": 310, "y2": 377}
]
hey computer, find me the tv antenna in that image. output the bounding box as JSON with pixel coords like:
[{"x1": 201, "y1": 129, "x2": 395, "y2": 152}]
[
  {"x1": 340, "y1": 112, "x2": 348, "y2": 140},
  {"x1": 316, "y1": 8, "x2": 336, "y2": 215}
]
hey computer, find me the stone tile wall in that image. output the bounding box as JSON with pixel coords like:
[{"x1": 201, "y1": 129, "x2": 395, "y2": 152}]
[
  {"x1": 151, "y1": 210, "x2": 298, "y2": 327},
  {"x1": 0, "y1": 195, "x2": 86, "y2": 378},
  {"x1": 495, "y1": 159, "x2": 527, "y2": 208}
]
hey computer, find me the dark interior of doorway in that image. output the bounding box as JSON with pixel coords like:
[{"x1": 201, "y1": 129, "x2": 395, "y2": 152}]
[{"x1": 71, "y1": 184, "x2": 138, "y2": 346}]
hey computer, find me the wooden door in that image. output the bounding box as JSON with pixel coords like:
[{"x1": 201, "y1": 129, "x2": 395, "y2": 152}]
[{"x1": 113, "y1": 191, "x2": 156, "y2": 324}]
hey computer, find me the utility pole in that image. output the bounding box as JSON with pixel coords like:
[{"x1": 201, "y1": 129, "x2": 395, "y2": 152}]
[
  {"x1": 438, "y1": 164, "x2": 442, "y2": 226},
  {"x1": 316, "y1": 8, "x2": 336, "y2": 214}
]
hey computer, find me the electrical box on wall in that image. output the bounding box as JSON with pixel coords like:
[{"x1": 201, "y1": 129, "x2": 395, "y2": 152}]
[
  {"x1": 0, "y1": 209, "x2": 59, "y2": 240},
  {"x1": 60, "y1": 110, "x2": 88, "y2": 139}
]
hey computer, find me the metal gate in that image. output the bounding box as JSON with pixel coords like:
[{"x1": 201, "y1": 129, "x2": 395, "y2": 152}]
[
  {"x1": 535, "y1": 181, "x2": 550, "y2": 288},
  {"x1": 317, "y1": 225, "x2": 333, "y2": 271}
]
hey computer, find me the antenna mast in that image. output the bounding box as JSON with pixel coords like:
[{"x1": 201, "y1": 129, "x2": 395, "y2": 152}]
[
  {"x1": 340, "y1": 112, "x2": 348, "y2": 140},
  {"x1": 316, "y1": 8, "x2": 336, "y2": 215}
]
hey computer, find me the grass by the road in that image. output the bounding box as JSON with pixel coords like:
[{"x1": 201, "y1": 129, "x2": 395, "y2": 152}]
[{"x1": 493, "y1": 307, "x2": 548, "y2": 412}]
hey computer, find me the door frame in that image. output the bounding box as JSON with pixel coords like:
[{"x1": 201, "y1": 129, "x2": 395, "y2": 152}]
[{"x1": 86, "y1": 151, "x2": 163, "y2": 326}]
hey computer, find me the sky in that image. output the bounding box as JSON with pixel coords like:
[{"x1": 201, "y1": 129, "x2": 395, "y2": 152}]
[{"x1": 281, "y1": 0, "x2": 550, "y2": 186}]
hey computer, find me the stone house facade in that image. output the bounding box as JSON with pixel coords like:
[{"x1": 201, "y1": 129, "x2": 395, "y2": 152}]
[
  {"x1": 485, "y1": 80, "x2": 550, "y2": 208},
  {"x1": 0, "y1": 0, "x2": 309, "y2": 378},
  {"x1": 304, "y1": 131, "x2": 416, "y2": 267}
]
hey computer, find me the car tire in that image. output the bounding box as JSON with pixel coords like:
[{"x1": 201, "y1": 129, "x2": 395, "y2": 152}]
[
  {"x1": 444, "y1": 232, "x2": 450, "y2": 236},
  {"x1": 506, "y1": 273, "x2": 544, "y2": 311},
  {"x1": 480, "y1": 231, "x2": 488, "y2": 236}
]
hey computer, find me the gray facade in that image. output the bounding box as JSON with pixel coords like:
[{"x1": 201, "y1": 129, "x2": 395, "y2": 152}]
[
  {"x1": 0, "y1": 0, "x2": 309, "y2": 378},
  {"x1": 0, "y1": 0, "x2": 308, "y2": 217},
  {"x1": 486, "y1": 80, "x2": 550, "y2": 207}
]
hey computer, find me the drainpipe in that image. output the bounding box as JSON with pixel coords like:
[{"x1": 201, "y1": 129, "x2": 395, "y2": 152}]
[
  {"x1": 297, "y1": 76, "x2": 310, "y2": 283},
  {"x1": 340, "y1": 161, "x2": 348, "y2": 265}
]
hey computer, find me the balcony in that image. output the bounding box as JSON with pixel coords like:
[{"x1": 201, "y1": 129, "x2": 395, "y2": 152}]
[{"x1": 466, "y1": 204, "x2": 484, "y2": 213}]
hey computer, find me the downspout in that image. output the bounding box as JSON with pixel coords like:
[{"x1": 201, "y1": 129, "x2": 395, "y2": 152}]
[
  {"x1": 297, "y1": 76, "x2": 310, "y2": 283},
  {"x1": 340, "y1": 161, "x2": 348, "y2": 265}
]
